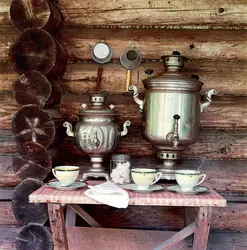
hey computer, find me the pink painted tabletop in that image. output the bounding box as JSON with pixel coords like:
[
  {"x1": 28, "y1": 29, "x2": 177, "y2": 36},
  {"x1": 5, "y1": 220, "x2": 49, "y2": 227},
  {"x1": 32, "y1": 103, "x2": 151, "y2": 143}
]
[{"x1": 29, "y1": 181, "x2": 227, "y2": 207}]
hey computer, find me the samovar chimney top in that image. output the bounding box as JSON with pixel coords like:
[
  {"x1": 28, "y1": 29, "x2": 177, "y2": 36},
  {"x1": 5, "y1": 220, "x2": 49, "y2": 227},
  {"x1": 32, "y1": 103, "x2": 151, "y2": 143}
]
[
  {"x1": 89, "y1": 93, "x2": 107, "y2": 106},
  {"x1": 161, "y1": 51, "x2": 187, "y2": 72}
]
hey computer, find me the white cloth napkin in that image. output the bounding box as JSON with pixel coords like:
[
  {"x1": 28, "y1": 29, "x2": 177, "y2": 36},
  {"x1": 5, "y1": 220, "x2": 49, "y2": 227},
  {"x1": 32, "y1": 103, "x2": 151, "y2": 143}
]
[{"x1": 84, "y1": 181, "x2": 129, "y2": 208}]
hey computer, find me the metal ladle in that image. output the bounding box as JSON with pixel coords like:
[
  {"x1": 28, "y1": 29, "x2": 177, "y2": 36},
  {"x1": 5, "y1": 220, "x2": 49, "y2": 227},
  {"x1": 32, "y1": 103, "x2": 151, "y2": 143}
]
[{"x1": 120, "y1": 44, "x2": 142, "y2": 91}]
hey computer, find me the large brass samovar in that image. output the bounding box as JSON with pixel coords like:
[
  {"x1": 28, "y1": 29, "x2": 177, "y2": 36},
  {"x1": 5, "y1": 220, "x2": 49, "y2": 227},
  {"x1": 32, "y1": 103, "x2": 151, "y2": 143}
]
[
  {"x1": 63, "y1": 93, "x2": 130, "y2": 180},
  {"x1": 129, "y1": 51, "x2": 216, "y2": 180}
]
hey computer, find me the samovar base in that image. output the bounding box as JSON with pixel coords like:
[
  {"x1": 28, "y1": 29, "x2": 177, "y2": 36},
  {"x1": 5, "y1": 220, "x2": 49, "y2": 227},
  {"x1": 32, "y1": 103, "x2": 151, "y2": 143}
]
[
  {"x1": 156, "y1": 150, "x2": 181, "y2": 180},
  {"x1": 81, "y1": 172, "x2": 109, "y2": 181},
  {"x1": 80, "y1": 155, "x2": 110, "y2": 181}
]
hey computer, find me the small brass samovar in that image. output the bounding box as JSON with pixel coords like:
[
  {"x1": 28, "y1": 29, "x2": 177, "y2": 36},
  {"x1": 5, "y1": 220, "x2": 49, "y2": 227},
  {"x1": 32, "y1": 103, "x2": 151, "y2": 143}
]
[
  {"x1": 129, "y1": 51, "x2": 216, "y2": 180},
  {"x1": 63, "y1": 93, "x2": 130, "y2": 181}
]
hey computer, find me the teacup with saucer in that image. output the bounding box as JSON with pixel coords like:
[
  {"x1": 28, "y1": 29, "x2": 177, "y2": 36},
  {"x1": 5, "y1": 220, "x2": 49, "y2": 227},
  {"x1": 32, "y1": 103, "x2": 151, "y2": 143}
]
[{"x1": 130, "y1": 168, "x2": 163, "y2": 191}]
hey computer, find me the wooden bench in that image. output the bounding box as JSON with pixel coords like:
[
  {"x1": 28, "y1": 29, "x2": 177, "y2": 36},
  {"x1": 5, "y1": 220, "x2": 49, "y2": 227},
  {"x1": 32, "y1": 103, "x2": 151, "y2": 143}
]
[{"x1": 29, "y1": 182, "x2": 226, "y2": 250}]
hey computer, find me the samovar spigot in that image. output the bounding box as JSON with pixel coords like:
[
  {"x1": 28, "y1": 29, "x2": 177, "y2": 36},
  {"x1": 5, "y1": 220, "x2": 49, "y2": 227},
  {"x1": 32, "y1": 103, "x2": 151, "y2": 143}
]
[
  {"x1": 166, "y1": 114, "x2": 180, "y2": 148},
  {"x1": 120, "y1": 120, "x2": 131, "y2": 136}
]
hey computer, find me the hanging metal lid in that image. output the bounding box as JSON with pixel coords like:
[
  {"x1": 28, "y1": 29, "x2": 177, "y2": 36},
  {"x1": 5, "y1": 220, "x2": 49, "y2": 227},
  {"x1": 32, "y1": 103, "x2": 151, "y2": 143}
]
[
  {"x1": 78, "y1": 93, "x2": 117, "y2": 116},
  {"x1": 143, "y1": 51, "x2": 204, "y2": 92}
]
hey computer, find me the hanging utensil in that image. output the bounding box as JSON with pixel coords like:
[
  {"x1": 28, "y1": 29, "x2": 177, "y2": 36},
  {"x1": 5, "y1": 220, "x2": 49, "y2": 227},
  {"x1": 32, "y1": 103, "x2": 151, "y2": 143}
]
[
  {"x1": 92, "y1": 40, "x2": 112, "y2": 91},
  {"x1": 120, "y1": 44, "x2": 142, "y2": 92}
]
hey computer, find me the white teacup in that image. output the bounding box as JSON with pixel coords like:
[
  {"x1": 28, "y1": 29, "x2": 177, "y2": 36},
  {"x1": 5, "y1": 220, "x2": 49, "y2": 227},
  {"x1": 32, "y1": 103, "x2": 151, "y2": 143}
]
[
  {"x1": 52, "y1": 166, "x2": 79, "y2": 187},
  {"x1": 131, "y1": 168, "x2": 162, "y2": 190},
  {"x1": 175, "y1": 170, "x2": 206, "y2": 192}
]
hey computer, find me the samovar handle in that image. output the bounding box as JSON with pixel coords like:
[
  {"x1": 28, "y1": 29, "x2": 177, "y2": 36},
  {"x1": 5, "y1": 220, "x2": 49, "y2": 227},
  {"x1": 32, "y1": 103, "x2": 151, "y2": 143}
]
[
  {"x1": 128, "y1": 85, "x2": 144, "y2": 112},
  {"x1": 200, "y1": 89, "x2": 217, "y2": 113},
  {"x1": 63, "y1": 122, "x2": 75, "y2": 137},
  {"x1": 120, "y1": 120, "x2": 131, "y2": 137}
]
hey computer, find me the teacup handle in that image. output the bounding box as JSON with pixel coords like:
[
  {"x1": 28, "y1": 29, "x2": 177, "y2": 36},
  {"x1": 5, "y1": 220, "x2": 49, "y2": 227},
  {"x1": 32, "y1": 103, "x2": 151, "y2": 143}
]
[
  {"x1": 195, "y1": 174, "x2": 206, "y2": 186},
  {"x1": 151, "y1": 172, "x2": 163, "y2": 185},
  {"x1": 52, "y1": 169, "x2": 57, "y2": 179}
]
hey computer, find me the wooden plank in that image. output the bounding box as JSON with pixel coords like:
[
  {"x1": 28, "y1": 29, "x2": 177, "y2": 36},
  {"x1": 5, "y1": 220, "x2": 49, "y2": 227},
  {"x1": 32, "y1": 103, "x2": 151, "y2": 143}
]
[
  {"x1": 48, "y1": 204, "x2": 69, "y2": 250},
  {"x1": 2, "y1": 60, "x2": 247, "y2": 96},
  {"x1": 193, "y1": 207, "x2": 213, "y2": 250},
  {"x1": 66, "y1": 226, "x2": 191, "y2": 250},
  {"x1": 0, "y1": 202, "x2": 18, "y2": 226},
  {"x1": 1, "y1": 27, "x2": 247, "y2": 63},
  {"x1": 154, "y1": 222, "x2": 196, "y2": 250}
]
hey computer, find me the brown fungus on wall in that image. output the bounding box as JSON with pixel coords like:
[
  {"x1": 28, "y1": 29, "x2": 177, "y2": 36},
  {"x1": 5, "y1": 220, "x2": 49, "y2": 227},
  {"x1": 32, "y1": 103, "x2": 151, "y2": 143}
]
[
  {"x1": 9, "y1": 28, "x2": 56, "y2": 75},
  {"x1": 12, "y1": 104, "x2": 56, "y2": 148},
  {"x1": 12, "y1": 141, "x2": 52, "y2": 181},
  {"x1": 12, "y1": 178, "x2": 48, "y2": 225},
  {"x1": 10, "y1": 0, "x2": 63, "y2": 34},
  {"x1": 13, "y1": 70, "x2": 52, "y2": 107}
]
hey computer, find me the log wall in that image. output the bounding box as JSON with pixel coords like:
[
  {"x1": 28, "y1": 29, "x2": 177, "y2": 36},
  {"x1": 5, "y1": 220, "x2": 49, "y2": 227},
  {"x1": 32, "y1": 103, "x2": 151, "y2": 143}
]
[{"x1": 0, "y1": 0, "x2": 247, "y2": 231}]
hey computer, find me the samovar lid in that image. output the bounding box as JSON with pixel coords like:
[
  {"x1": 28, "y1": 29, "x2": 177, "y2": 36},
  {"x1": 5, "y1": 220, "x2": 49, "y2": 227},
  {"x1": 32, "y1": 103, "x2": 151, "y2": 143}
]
[
  {"x1": 77, "y1": 93, "x2": 117, "y2": 116},
  {"x1": 143, "y1": 51, "x2": 204, "y2": 92}
]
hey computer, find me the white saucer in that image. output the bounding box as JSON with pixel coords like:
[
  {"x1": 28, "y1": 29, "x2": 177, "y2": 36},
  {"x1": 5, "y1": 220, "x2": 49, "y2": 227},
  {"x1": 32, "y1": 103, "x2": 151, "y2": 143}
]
[
  {"x1": 46, "y1": 181, "x2": 86, "y2": 191},
  {"x1": 120, "y1": 183, "x2": 164, "y2": 193},
  {"x1": 166, "y1": 185, "x2": 208, "y2": 195}
]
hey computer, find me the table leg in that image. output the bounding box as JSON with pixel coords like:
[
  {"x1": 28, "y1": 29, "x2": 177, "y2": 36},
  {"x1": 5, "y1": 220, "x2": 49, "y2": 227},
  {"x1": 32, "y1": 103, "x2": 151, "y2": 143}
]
[
  {"x1": 48, "y1": 204, "x2": 69, "y2": 250},
  {"x1": 193, "y1": 207, "x2": 213, "y2": 250}
]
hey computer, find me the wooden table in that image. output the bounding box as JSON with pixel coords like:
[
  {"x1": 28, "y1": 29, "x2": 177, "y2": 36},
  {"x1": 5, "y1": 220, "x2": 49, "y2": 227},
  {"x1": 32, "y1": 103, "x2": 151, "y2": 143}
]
[{"x1": 29, "y1": 183, "x2": 227, "y2": 250}]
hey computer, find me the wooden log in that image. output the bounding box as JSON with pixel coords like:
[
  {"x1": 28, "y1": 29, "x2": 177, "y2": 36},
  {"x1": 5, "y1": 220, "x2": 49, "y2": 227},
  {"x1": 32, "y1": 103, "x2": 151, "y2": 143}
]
[
  {"x1": 15, "y1": 223, "x2": 53, "y2": 250},
  {"x1": 0, "y1": 155, "x2": 21, "y2": 187},
  {"x1": 12, "y1": 141, "x2": 52, "y2": 181},
  {"x1": 60, "y1": 126, "x2": 247, "y2": 159},
  {"x1": 60, "y1": 28, "x2": 247, "y2": 61},
  {"x1": 61, "y1": 61, "x2": 247, "y2": 96},
  {"x1": 0, "y1": 227, "x2": 21, "y2": 250},
  {"x1": 1, "y1": 28, "x2": 247, "y2": 62},
  {"x1": 59, "y1": 93, "x2": 247, "y2": 128},
  {"x1": 2, "y1": 0, "x2": 247, "y2": 28},
  {"x1": 12, "y1": 178, "x2": 48, "y2": 225},
  {"x1": 35, "y1": 0, "x2": 247, "y2": 28},
  {"x1": 13, "y1": 70, "x2": 52, "y2": 107},
  {"x1": 10, "y1": 0, "x2": 63, "y2": 33},
  {"x1": 2, "y1": 60, "x2": 247, "y2": 96},
  {"x1": 8, "y1": 28, "x2": 68, "y2": 79},
  {"x1": 11, "y1": 104, "x2": 56, "y2": 148},
  {"x1": 0, "y1": 202, "x2": 18, "y2": 225}
]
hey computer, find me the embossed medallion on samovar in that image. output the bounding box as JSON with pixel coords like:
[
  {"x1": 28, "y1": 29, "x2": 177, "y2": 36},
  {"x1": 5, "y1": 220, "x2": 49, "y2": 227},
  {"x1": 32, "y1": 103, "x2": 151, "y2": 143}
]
[
  {"x1": 129, "y1": 51, "x2": 216, "y2": 180},
  {"x1": 63, "y1": 93, "x2": 130, "y2": 181}
]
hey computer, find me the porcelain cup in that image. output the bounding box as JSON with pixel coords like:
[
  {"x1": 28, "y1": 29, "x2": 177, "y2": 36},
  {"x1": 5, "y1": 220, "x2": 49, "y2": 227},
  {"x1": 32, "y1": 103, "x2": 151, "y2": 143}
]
[
  {"x1": 52, "y1": 166, "x2": 79, "y2": 187},
  {"x1": 131, "y1": 168, "x2": 162, "y2": 190},
  {"x1": 175, "y1": 170, "x2": 206, "y2": 192}
]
